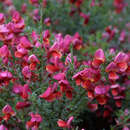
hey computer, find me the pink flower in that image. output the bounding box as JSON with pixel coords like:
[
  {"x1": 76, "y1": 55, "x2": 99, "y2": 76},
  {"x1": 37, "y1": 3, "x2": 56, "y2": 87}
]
[
  {"x1": 106, "y1": 62, "x2": 118, "y2": 72},
  {"x1": 53, "y1": 73, "x2": 66, "y2": 81},
  {"x1": 0, "y1": 13, "x2": 5, "y2": 24},
  {"x1": 65, "y1": 53, "x2": 77, "y2": 66},
  {"x1": 33, "y1": 9, "x2": 40, "y2": 22},
  {"x1": 72, "y1": 32, "x2": 83, "y2": 50},
  {"x1": 114, "y1": 52, "x2": 129, "y2": 72},
  {"x1": 90, "y1": 0, "x2": 95, "y2": 7},
  {"x1": 119, "y1": 30, "x2": 126, "y2": 43},
  {"x1": 122, "y1": 126, "x2": 130, "y2": 130},
  {"x1": 44, "y1": 17, "x2": 51, "y2": 26},
  {"x1": 22, "y1": 84, "x2": 32, "y2": 99},
  {"x1": 0, "y1": 71, "x2": 12, "y2": 85},
  {"x1": 26, "y1": 113, "x2": 42, "y2": 130},
  {"x1": 20, "y1": 36, "x2": 33, "y2": 49},
  {"x1": 22, "y1": 66, "x2": 32, "y2": 79},
  {"x1": 13, "y1": 84, "x2": 23, "y2": 94},
  {"x1": 106, "y1": 62, "x2": 119, "y2": 81},
  {"x1": 31, "y1": 31, "x2": 39, "y2": 43},
  {"x1": 12, "y1": 11, "x2": 21, "y2": 23},
  {"x1": 0, "y1": 124, "x2": 8, "y2": 130},
  {"x1": 95, "y1": 85, "x2": 110, "y2": 95},
  {"x1": 0, "y1": 71, "x2": 12, "y2": 79},
  {"x1": 95, "y1": 85, "x2": 110, "y2": 105},
  {"x1": 13, "y1": 84, "x2": 31, "y2": 100},
  {"x1": 80, "y1": 12, "x2": 90, "y2": 25},
  {"x1": 43, "y1": 29, "x2": 50, "y2": 44},
  {"x1": 0, "y1": 25, "x2": 9, "y2": 33},
  {"x1": 0, "y1": 45, "x2": 9, "y2": 58},
  {"x1": 92, "y1": 48, "x2": 105, "y2": 68},
  {"x1": 15, "y1": 46, "x2": 28, "y2": 58},
  {"x1": 21, "y1": 3, "x2": 27, "y2": 14}
]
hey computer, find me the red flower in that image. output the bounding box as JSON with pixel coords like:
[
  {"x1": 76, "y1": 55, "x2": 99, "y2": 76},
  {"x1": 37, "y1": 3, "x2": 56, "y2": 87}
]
[
  {"x1": 16, "y1": 101, "x2": 31, "y2": 110},
  {"x1": 75, "y1": 0, "x2": 84, "y2": 8},
  {"x1": 28, "y1": 54, "x2": 40, "y2": 70},
  {"x1": 57, "y1": 116, "x2": 74, "y2": 128},
  {"x1": 47, "y1": 50, "x2": 62, "y2": 59},
  {"x1": 73, "y1": 68, "x2": 100, "y2": 87},
  {"x1": 87, "y1": 102, "x2": 98, "y2": 112},
  {"x1": 114, "y1": 96, "x2": 124, "y2": 107},
  {"x1": 46, "y1": 64, "x2": 60, "y2": 73},
  {"x1": 29, "y1": 0, "x2": 39, "y2": 5},
  {"x1": 111, "y1": 84, "x2": 121, "y2": 96},
  {"x1": 2, "y1": 104, "x2": 16, "y2": 121},
  {"x1": 59, "y1": 80, "x2": 73, "y2": 100},
  {"x1": 104, "y1": 26, "x2": 117, "y2": 42},
  {"x1": 39, "y1": 83, "x2": 61, "y2": 102},
  {"x1": 113, "y1": 0, "x2": 126, "y2": 13}
]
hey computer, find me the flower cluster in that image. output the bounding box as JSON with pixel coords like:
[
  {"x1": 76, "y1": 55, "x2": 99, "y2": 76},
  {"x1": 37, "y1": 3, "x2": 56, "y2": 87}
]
[{"x1": 0, "y1": 0, "x2": 129, "y2": 129}]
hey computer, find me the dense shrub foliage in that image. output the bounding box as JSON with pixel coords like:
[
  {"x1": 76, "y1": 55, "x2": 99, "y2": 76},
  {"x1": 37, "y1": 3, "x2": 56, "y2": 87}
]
[{"x1": 0, "y1": 0, "x2": 129, "y2": 130}]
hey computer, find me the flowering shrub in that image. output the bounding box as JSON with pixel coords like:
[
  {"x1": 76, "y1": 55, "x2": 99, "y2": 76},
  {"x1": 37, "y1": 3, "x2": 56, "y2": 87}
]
[{"x1": 0, "y1": 0, "x2": 129, "y2": 130}]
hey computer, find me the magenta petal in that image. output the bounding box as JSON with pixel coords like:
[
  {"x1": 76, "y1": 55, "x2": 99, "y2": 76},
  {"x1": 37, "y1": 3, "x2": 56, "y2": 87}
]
[
  {"x1": 67, "y1": 116, "x2": 74, "y2": 127},
  {"x1": 95, "y1": 85, "x2": 110, "y2": 95},
  {"x1": 94, "y1": 48, "x2": 105, "y2": 62},
  {"x1": 22, "y1": 66, "x2": 31, "y2": 78},
  {"x1": 53, "y1": 73, "x2": 66, "y2": 80},
  {"x1": 0, "y1": 124, "x2": 8, "y2": 130},
  {"x1": 13, "y1": 84, "x2": 23, "y2": 94},
  {"x1": 114, "y1": 52, "x2": 129, "y2": 63},
  {"x1": 39, "y1": 87, "x2": 52, "y2": 98}
]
